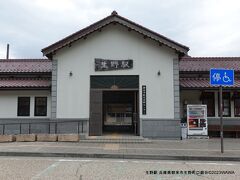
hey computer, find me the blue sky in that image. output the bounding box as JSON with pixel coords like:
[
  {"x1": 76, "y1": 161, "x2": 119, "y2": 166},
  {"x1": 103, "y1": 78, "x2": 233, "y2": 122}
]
[{"x1": 0, "y1": 0, "x2": 240, "y2": 58}]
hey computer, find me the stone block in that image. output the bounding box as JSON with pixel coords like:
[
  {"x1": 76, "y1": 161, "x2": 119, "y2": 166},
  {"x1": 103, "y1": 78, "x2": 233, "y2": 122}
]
[
  {"x1": 15, "y1": 134, "x2": 36, "y2": 142},
  {"x1": 37, "y1": 134, "x2": 57, "y2": 142},
  {"x1": 0, "y1": 135, "x2": 15, "y2": 142},
  {"x1": 57, "y1": 134, "x2": 79, "y2": 142}
]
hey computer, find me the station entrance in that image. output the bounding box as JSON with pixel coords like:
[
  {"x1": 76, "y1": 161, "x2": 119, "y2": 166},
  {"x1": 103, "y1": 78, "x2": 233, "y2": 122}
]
[
  {"x1": 89, "y1": 75, "x2": 139, "y2": 136},
  {"x1": 103, "y1": 91, "x2": 138, "y2": 134}
]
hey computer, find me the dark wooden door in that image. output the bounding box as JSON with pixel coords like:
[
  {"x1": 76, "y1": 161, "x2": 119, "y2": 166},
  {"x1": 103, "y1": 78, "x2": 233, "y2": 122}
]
[{"x1": 89, "y1": 90, "x2": 103, "y2": 136}]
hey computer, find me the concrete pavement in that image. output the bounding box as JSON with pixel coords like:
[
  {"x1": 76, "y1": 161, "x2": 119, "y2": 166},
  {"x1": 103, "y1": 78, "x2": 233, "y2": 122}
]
[
  {"x1": 0, "y1": 157, "x2": 239, "y2": 180},
  {"x1": 0, "y1": 138, "x2": 240, "y2": 161}
]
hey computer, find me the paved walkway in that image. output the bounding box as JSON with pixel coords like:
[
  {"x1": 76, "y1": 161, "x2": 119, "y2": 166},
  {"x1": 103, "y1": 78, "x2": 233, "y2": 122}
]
[{"x1": 0, "y1": 138, "x2": 240, "y2": 161}]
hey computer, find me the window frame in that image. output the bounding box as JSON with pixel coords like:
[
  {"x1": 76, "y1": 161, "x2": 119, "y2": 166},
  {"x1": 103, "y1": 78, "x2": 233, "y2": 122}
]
[
  {"x1": 219, "y1": 92, "x2": 231, "y2": 117},
  {"x1": 201, "y1": 92, "x2": 215, "y2": 117},
  {"x1": 34, "y1": 97, "x2": 47, "y2": 116},
  {"x1": 17, "y1": 97, "x2": 30, "y2": 116},
  {"x1": 234, "y1": 94, "x2": 240, "y2": 117}
]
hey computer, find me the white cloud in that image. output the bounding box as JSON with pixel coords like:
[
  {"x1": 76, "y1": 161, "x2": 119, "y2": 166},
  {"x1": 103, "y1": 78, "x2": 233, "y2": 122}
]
[
  {"x1": 33, "y1": 0, "x2": 76, "y2": 12},
  {"x1": 0, "y1": 45, "x2": 7, "y2": 59},
  {"x1": 0, "y1": 0, "x2": 240, "y2": 58},
  {"x1": 160, "y1": 0, "x2": 240, "y2": 56}
]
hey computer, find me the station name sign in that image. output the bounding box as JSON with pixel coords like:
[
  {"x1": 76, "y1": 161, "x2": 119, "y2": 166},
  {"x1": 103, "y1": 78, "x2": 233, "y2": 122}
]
[{"x1": 95, "y1": 58, "x2": 133, "y2": 71}]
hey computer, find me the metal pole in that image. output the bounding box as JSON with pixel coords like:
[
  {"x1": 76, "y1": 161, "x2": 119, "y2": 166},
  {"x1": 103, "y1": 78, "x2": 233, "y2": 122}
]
[
  {"x1": 6, "y1": 44, "x2": 9, "y2": 59},
  {"x1": 219, "y1": 85, "x2": 224, "y2": 153}
]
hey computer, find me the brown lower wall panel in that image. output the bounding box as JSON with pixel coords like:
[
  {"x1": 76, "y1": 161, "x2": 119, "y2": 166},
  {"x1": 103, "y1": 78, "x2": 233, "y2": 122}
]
[
  {"x1": 208, "y1": 125, "x2": 240, "y2": 131},
  {"x1": 208, "y1": 131, "x2": 240, "y2": 138}
]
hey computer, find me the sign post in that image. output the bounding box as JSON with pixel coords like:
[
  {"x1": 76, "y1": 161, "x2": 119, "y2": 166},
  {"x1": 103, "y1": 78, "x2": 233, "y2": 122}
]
[
  {"x1": 210, "y1": 68, "x2": 234, "y2": 153},
  {"x1": 219, "y1": 85, "x2": 223, "y2": 153}
]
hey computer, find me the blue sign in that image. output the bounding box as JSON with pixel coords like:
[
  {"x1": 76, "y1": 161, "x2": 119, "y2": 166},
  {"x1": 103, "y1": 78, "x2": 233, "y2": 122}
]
[{"x1": 210, "y1": 69, "x2": 234, "y2": 86}]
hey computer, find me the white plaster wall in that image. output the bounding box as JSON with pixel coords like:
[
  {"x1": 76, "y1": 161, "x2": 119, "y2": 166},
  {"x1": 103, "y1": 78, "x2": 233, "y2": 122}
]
[
  {"x1": 0, "y1": 91, "x2": 51, "y2": 118},
  {"x1": 55, "y1": 25, "x2": 178, "y2": 119}
]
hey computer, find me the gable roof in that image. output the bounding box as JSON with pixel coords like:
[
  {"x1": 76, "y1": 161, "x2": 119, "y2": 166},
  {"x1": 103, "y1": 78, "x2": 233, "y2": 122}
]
[
  {"x1": 42, "y1": 11, "x2": 189, "y2": 58},
  {"x1": 180, "y1": 57, "x2": 240, "y2": 72},
  {"x1": 0, "y1": 59, "x2": 52, "y2": 73}
]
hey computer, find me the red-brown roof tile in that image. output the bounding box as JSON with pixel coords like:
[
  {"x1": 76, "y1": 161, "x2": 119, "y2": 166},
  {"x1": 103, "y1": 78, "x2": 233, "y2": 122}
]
[
  {"x1": 0, "y1": 59, "x2": 52, "y2": 73},
  {"x1": 180, "y1": 78, "x2": 240, "y2": 88},
  {"x1": 180, "y1": 57, "x2": 240, "y2": 72},
  {"x1": 0, "y1": 77, "x2": 51, "y2": 88}
]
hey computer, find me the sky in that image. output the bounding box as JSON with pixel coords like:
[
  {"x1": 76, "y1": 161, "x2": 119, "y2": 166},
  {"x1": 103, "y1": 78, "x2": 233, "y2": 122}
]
[{"x1": 0, "y1": 0, "x2": 240, "y2": 59}]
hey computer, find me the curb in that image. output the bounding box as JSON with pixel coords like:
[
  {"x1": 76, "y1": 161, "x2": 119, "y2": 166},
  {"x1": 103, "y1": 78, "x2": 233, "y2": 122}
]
[{"x1": 0, "y1": 152, "x2": 240, "y2": 161}]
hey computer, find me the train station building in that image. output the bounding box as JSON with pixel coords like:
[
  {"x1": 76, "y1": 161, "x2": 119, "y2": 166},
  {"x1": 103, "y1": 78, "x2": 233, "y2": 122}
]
[{"x1": 0, "y1": 11, "x2": 239, "y2": 138}]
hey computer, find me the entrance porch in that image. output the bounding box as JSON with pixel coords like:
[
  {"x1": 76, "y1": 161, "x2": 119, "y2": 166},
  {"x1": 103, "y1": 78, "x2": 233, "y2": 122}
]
[{"x1": 89, "y1": 75, "x2": 139, "y2": 136}]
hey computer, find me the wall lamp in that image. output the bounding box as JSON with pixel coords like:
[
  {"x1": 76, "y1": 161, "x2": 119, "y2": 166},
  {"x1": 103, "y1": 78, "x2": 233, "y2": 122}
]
[{"x1": 183, "y1": 100, "x2": 188, "y2": 105}]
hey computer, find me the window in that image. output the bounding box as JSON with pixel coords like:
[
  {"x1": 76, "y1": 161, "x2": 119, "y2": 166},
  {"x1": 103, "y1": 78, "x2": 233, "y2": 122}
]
[
  {"x1": 17, "y1": 97, "x2": 30, "y2": 116},
  {"x1": 34, "y1": 97, "x2": 47, "y2": 116},
  {"x1": 234, "y1": 92, "x2": 240, "y2": 116},
  {"x1": 201, "y1": 92, "x2": 215, "y2": 117},
  {"x1": 219, "y1": 92, "x2": 231, "y2": 117}
]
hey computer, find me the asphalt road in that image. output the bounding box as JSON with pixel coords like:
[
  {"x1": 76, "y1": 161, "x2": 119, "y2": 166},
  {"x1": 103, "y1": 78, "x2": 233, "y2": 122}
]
[{"x1": 0, "y1": 157, "x2": 239, "y2": 180}]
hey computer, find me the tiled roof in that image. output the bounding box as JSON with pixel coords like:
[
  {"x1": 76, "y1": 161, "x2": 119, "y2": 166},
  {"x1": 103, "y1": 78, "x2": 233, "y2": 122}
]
[
  {"x1": 180, "y1": 78, "x2": 240, "y2": 88},
  {"x1": 180, "y1": 57, "x2": 240, "y2": 72},
  {"x1": 42, "y1": 11, "x2": 189, "y2": 57},
  {"x1": 0, "y1": 59, "x2": 52, "y2": 73},
  {"x1": 0, "y1": 77, "x2": 51, "y2": 88}
]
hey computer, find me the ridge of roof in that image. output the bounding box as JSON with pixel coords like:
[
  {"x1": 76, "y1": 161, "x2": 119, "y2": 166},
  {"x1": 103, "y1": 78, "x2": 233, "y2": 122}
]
[
  {"x1": 0, "y1": 59, "x2": 50, "y2": 62},
  {"x1": 181, "y1": 57, "x2": 240, "y2": 61},
  {"x1": 0, "y1": 77, "x2": 50, "y2": 80},
  {"x1": 42, "y1": 11, "x2": 189, "y2": 57}
]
